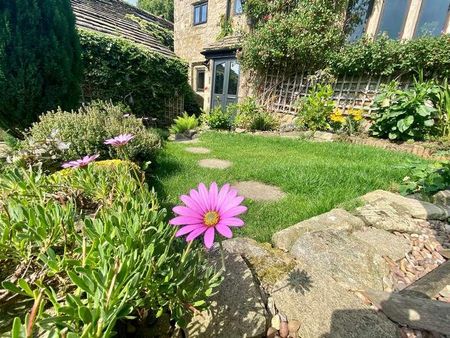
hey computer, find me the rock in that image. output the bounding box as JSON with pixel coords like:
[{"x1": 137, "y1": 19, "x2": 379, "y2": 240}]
[
  {"x1": 312, "y1": 131, "x2": 335, "y2": 142},
  {"x1": 287, "y1": 320, "x2": 301, "y2": 338},
  {"x1": 279, "y1": 320, "x2": 289, "y2": 338},
  {"x1": 271, "y1": 262, "x2": 399, "y2": 338},
  {"x1": 174, "y1": 133, "x2": 191, "y2": 141},
  {"x1": 433, "y1": 190, "x2": 450, "y2": 207},
  {"x1": 185, "y1": 147, "x2": 211, "y2": 154},
  {"x1": 267, "y1": 327, "x2": 278, "y2": 338},
  {"x1": 290, "y1": 230, "x2": 388, "y2": 290},
  {"x1": 198, "y1": 159, "x2": 232, "y2": 169},
  {"x1": 272, "y1": 209, "x2": 365, "y2": 252},
  {"x1": 355, "y1": 199, "x2": 424, "y2": 233},
  {"x1": 222, "y1": 238, "x2": 296, "y2": 291},
  {"x1": 271, "y1": 315, "x2": 281, "y2": 330},
  {"x1": 353, "y1": 227, "x2": 411, "y2": 261},
  {"x1": 235, "y1": 128, "x2": 246, "y2": 133},
  {"x1": 361, "y1": 190, "x2": 447, "y2": 220},
  {"x1": 232, "y1": 181, "x2": 286, "y2": 202},
  {"x1": 187, "y1": 250, "x2": 268, "y2": 338}
]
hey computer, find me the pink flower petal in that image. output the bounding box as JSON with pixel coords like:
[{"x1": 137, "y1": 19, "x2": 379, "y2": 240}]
[
  {"x1": 190, "y1": 189, "x2": 208, "y2": 213},
  {"x1": 175, "y1": 224, "x2": 203, "y2": 237},
  {"x1": 219, "y1": 195, "x2": 245, "y2": 213},
  {"x1": 169, "y1": 216, "x2": 203, "y2": 225},
  {"x1": 215, "y1": 224, "x2": 233, "y2": 238},
  {"x1": 204, "y1": 227, "x2": 215, "y2": 249},
  {"x1": 220, "y1": 206, "x2": 248, "y2": 219},
  {"x1": 216, "y1": 184, "x2": 231, "y2": 207},
  {"x1": 186, "y1": 226, "x2": 207, "y2": 241},
  {"x1": 198, "y1": 183, "x2": 210, "y2": 210},
  {"x1": 181, "y1": 194, "x2": 205, "y2": 213},
  {"x1": 172, "y1": 206, "x2": 203, "y2": 219},
  {"x1": 209, "y1": 182, "x2": 218, "y2": 210},
  {"x1": 220, "y1": 217, "x2": 245, "y2": 227}
]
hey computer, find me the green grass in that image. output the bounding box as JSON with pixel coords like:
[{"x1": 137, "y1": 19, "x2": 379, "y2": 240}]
[{"x1": 153, "y1": 132, "x2": 426, "y2": 242}]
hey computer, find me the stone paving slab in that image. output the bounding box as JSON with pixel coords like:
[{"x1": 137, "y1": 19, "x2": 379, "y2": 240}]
[
  {"x1": 272, "y1": 208, "x2": 365, "y2": 252},
  {"x1": 185, "y1": 147, "x2": 211, "y2": 154},
  {"x1": 232, "y1": 181, "x2": 286, "y2": 202},
  {"x1": 198, "y1": 159, "x2": 232, "y2": 169}
]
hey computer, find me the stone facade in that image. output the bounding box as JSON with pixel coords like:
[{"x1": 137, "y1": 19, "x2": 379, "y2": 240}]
[{"x1": 174, "y1": 0, "x2": 249, "y2": 111}]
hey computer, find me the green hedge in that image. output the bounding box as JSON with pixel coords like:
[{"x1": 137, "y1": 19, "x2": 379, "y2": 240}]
[
  {"x1": 79, "y1": 30, "x2": 189, "y2": 122},
  {"x1": 329, "y1": 35, "x2": 450, "y2": 77}
]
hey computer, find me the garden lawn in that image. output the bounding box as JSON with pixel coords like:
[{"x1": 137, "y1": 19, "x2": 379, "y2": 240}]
[{"x1": 154, "y1": 132, "x2": 426, "y2": 242}]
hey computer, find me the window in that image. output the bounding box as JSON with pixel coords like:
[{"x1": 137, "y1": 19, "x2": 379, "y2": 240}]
[
  {"x1": 414, "y1": 0, "x2": 450, "y2": 37},
  {"x1": 195, "y1": 68, "x2": 205, "y2": 92},
  {"x1": 235, "y1": 0, "x2": 243, "y2": 15},
  {"x1": 194, "y1": 2, "x2": 208, "y2": 25},
  {"x1": 377, "y1": 0, "x2": 410, "y2": 39},
  {"x1": 346, "y1": 0, "x2": 374, "y2": 41}
]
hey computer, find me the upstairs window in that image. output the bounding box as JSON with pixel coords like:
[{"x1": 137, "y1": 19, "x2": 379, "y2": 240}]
[
  {"x1": 414, "y1": 0, "x2": 450, "y2": 37},
  {"x1": 346, "y1": 0, "x2": 374, "y2": 41},
  {"x1": 235, "y1": 0, "x2": 243, "y2": 15},
  {"x1": 194, "y1": 2, "x2": 208, "y2": 25},
  {"x1": 377, "y1": 0, "x2": 410, "y2": 39}
]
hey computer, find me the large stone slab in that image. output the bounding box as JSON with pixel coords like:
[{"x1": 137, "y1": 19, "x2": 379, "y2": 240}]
[
  {"x1": 272, "y1": 209, "x2": 365, "y2": 252},
  {"x1": 222, "y1": 238, "x2": 296, "y2": 291},
  {"x1": 187, "y1": 250, "x2": 268, "y2": 338},
  {"x1": 361, "y1": 190, "x2": 447, "y2": 220},
  {"x1": 290, "y1": 230, "x2": 388, "y2": 290},
  {"x1": 352, "y1": 227, "x2": 411, "y2": 261},
  {"x1": 271, "y1": 262, "x2": 400, "y2": 338},
  {"x1": 355, "y1": 200, "x2": 424, "y2": 234}
]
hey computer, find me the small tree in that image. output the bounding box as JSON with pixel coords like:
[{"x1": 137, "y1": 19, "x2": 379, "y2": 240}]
[
  {"x1": 138, "y1": 0, "x2": 174, "y2": 22},
  {"x1": 0, "y1": 0, "x2": 82, "y2": 134}
]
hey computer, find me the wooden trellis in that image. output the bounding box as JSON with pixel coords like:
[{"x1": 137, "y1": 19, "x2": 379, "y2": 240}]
[{"x1": 256, "y1": 72, "x2": 410, "y2": 117}]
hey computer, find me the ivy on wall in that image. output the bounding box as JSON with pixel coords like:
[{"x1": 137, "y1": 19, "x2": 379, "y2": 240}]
[{"x1": 79, "y1": 30, "x2": 189, "y2": 120}]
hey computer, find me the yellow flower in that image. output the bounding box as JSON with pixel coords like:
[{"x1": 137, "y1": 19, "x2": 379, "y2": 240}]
[
  {"x1": 349, "y1": 109, "x2": 363, "y2": 122},
  {"x1": 330, "y1": 109, "x2": 345, "y2": 123}
]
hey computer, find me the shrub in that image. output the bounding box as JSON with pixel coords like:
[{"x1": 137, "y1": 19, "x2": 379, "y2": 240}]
[
  {"x1": 27, "y1": 101, "x2": 162, "y2": 164},
  {"x1": 0, "y1": 163, "x2": 221, "y2": 336},
  {"x1": 201, "y1": 107, "x2": 233, "y2": 130},
  {"x1": 370, "y1": 79, "x2": 440, "y2": 141},
  {"x1": 296, "y1": 84, "x2": 334, "y2": 131},
  {"x1": 0, "y1": 0, "x2": 82, "y2": 133},
  {"x1": 170, "y1": 112, "x2": 199, "y2": 135},
  {"x1": 436, "y1": 79, "x2": 450, "y2": 140},
  {"x1": 400, "y1": 161, "x2": 450, "y2": 197},
  {"x1": 330, "y1": 108, "x2": 363, "y2": 135},
  {"x1": 329, "y1": 35, "x2": 450, "y2": 77},
  {"x1": 79, "y1": 30, "x2": 188, "y2": 123},
  {"x1": 230, "y1": 98, "x2": 279, "y2": 131}
]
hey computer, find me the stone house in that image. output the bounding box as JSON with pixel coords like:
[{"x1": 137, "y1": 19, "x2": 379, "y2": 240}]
[
  {"x1": 174, "y1": 0, "x2": 249, "y2": 112},
  {"x1": 174, "y1": 0, "x2": 450, "y2": 113}
]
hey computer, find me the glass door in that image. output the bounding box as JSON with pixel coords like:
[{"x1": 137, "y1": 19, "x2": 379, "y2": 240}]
[{"x1": 212, "y1": 58, "x2": 240, "y2": 111}]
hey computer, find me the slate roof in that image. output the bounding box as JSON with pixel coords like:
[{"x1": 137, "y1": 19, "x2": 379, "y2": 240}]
[
  {"x1": 202, "y1": 35, "x2": 243, "y2": 56},
  {"x1": 71, "y1": 0, "x2": 176, "y2": 58}
]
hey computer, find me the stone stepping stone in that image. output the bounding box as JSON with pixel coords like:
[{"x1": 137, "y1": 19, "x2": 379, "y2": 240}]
[
  {"x1": 233, "y1": 181, "x2": 286, "y2": 202},
  {"x1": 185, "y1": 146, "x2": 211, "y2": 154},
  {"x1": 199, "y1": 159, "x2": 232, "y2": 169}
]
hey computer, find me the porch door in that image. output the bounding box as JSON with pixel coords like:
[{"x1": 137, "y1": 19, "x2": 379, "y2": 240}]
[{"x1": 211, "y1": 58, "x2": 240, "y2": 111}]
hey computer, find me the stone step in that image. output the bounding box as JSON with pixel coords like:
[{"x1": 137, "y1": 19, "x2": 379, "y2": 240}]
[{"x1": 272, "y1": 208, "x2": 365, "y2": 252}]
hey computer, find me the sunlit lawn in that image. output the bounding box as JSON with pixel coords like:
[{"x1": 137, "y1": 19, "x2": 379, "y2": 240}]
[{"x1": 153, "y1": 132, "x2": 425, "y2": 242}]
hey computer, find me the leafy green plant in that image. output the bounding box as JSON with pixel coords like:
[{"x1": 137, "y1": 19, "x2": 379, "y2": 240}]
[
  {"x1": 370, "y1": 78, "x2": 440, "y2": 141},
  {"x1": 0, "y1": 163, "x2": 221, "y2": 336},
  {"x1": 26, "y1": 101, "x2": 162, "y2": 165},
  {"x1": 201, "y1": 107, "x2": 233, "y2": 130},
  {"x1": 400, "y1": 161, "x2": 450, "y2": 196},
  {"x1": 296, "y1": 84, "x2": 334, "y2": 131},
  {"x1": 79, "y1": 30, "x2": 188, "y2": 123},
  {"x1": 217, "y1": 14, "x2": 233, "y2": 40},
  {"x1": 436, "y1": 79, "x2": 450, "y2": 140},
  {"x1": 170, "y1": 112, "x2": 199, "y2": 135}
]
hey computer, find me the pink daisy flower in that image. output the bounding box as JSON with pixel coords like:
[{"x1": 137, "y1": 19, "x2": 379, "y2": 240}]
[
  {"x1": 62, "y1": 154, "x2": 99, "y2": 169},
  {"x1": 104, "y1": 134, "x2": 135, "y2": 147},
  {"x1": 170, "y1": 182, "x2": 247, "y2": 249}
]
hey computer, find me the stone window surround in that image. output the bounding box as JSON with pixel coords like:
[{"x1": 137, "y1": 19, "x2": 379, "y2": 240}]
[
  {"x1": 195, "y1": 67, "x2": 206, "y2": 92},
  {"x1": 193, "y1": 1, "x2": 208, "y2": 26},
  {"x1": 364, "y1": 0, "x2": 450, "y2": 39}
]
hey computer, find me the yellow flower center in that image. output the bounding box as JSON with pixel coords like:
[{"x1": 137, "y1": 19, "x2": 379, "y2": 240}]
[{"x1": 204, "y1": 211, "x2": 220, "y2": 227}]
